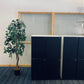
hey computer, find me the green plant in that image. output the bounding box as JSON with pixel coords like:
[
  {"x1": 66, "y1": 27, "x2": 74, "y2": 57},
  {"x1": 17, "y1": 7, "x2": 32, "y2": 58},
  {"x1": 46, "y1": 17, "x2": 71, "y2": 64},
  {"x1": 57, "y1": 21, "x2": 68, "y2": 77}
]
[{"x1": 4, "y1": 19, "x2": 26, "y2": 68}]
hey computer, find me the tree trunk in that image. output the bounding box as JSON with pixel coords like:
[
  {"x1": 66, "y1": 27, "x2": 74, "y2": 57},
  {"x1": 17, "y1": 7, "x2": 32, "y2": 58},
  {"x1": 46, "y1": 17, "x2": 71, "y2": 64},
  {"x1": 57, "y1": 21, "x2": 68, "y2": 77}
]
[
  {"x1": 16, "y1": 53, "x2": 19, "y2": 68},
  {"x1": 16, "y1": 40, "x2": 19, "y2": 68}
]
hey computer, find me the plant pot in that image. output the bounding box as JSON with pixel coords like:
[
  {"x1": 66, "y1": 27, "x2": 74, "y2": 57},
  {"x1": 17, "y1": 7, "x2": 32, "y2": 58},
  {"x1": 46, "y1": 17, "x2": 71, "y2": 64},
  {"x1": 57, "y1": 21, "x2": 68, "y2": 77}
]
[{"x1": 14, "y1": 68, "x2": 20, "y2": 76}]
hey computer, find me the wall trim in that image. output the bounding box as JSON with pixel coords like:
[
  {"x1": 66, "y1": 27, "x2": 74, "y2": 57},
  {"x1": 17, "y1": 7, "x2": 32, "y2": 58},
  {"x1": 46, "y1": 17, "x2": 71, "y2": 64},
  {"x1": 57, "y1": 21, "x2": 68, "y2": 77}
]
[{"x1": 0, "y1": 64, "x2": 31, "y2": 67}]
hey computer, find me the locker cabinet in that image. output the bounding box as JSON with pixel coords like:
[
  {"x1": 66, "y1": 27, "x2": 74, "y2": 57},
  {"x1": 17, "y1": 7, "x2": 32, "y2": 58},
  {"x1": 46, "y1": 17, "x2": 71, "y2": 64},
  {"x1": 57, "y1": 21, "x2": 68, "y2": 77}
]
[
  {"x1": 62, "y1": 37, "x2": 78, "y2": 79},
  {"x1": 77, "y1": 37, "x2": 84, "y2": 79},
  {"x1": 32, "y1": 37, "x2": 61, "y2": 80},
  {"x1": 63, "y1": 37, "x2": 84, "y2": 80},
  {"x1": 32, "y1": 37, "x2": 47, "y2": 80},
  {"x1": 32, "y1": 36, "x2": 84, "y2": 80},
  {"x1": 46, "y1": 37, "x2": 61, "y2": 79}
]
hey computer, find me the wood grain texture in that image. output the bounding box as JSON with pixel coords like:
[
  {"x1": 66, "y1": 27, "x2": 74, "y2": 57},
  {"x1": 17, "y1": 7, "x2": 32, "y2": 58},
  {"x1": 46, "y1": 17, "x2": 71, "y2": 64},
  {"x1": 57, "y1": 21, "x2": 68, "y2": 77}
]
[
  {"x1": 0, "y1": 64, "x2": 31, "y2": 67},
  {"x1": 18, "y1": 11, "x2": 52, "y2": 14},
  {"x1": 21, "y1": 41, "x2": 31, "y2": 44},
  {"x1": 53, "y1": 12, "x2": 55, "y2": 35},
  {"x1": 54, "y1": 12, "x2": 84, "y2": 14}
]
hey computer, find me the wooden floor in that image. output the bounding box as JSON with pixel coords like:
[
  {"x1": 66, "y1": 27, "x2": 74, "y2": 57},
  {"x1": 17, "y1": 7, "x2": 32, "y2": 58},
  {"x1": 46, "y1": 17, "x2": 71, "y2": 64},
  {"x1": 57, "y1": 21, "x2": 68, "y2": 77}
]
[{"x1": 0, "y1": 67, "x2": 84, "y2": 84}]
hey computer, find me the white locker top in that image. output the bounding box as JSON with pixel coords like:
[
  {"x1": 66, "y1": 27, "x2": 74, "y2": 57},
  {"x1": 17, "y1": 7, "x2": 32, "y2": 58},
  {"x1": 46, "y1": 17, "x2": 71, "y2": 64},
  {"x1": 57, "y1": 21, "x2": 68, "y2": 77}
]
[{"x1": 31, "y1": 35, "x2": 84, "y2": 37}]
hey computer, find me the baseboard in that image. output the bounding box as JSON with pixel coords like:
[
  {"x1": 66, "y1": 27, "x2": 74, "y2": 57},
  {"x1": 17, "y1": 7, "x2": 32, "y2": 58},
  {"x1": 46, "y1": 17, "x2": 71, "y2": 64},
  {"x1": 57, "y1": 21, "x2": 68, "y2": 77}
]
[{"x1": 0, "y1": 64, "x2": 31, "y2": 67}]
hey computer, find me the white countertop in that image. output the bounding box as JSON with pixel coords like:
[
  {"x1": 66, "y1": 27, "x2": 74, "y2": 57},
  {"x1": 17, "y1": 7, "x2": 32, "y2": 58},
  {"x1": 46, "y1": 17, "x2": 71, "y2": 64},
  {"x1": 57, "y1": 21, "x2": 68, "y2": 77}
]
[{"x1": 31, "y1": 35, "x2": 84, "y2": 37}]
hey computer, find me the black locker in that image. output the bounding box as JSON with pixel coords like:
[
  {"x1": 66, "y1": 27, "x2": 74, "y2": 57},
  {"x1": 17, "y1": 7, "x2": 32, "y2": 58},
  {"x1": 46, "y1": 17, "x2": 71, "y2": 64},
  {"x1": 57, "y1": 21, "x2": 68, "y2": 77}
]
[
  {"x1": 32, "y1": 37, "x2": 61, "y2": 80},
  {"x1": 32, "y1": 37, "x2": 47, "y2": 80},
  {"x1": 77, "y1": 37, "x2": 84, "y2": 79},
  {"x1": 46, "y1": 37, "x2": 61, "y2": 79},
  {"x1": 63, "y1": 37, "x2": 78, "y2": 79}
]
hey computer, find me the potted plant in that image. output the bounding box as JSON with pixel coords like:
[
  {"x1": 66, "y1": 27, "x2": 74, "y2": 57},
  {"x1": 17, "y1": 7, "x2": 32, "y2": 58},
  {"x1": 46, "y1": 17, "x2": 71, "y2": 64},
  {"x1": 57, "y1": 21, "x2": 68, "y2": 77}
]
[{"x1": 4, "y1": 19, "x2": 26, "y2": 75}]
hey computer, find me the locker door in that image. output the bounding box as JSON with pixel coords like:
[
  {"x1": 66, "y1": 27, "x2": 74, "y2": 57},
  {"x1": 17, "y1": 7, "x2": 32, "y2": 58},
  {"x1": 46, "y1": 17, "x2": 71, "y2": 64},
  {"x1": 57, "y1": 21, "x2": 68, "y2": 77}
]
[
  {"x1": 63, "y1": 37, "x2": 78, "y2": 79},
  {"x1": 32, "y1": 37, "x2": 47, "y2": 80},
  {"x1": 77, "y1": 37, "x2": 84, "y2": 79},
  {"x1": 46, "y1": 37, "x2": 61, "y2": 79}
]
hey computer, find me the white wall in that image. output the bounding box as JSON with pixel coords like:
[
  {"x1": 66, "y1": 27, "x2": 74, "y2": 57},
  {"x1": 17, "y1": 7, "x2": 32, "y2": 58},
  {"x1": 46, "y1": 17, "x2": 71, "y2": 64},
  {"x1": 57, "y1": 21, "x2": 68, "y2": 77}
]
[{"x1": 0, "y1": 0, "x2": 84, "y2": 65}]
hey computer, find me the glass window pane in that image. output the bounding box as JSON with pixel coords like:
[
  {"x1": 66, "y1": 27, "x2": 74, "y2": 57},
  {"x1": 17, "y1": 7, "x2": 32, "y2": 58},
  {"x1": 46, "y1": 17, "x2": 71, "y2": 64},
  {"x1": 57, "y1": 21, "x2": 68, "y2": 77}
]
[
  {"x1": 55, "y1": 14, "x2": 84, "y2": 35},
  {"x1": 21, "y1": 14, "x2": 51, "y2": 41}
]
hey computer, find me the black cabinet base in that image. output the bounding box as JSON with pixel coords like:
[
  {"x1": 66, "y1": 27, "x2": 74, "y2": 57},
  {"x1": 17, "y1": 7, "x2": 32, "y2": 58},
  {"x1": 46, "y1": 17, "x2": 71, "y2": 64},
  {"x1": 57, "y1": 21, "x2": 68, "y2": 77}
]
[{"x1": 32, "y1": 78, "x2": 61, "y2": 80}]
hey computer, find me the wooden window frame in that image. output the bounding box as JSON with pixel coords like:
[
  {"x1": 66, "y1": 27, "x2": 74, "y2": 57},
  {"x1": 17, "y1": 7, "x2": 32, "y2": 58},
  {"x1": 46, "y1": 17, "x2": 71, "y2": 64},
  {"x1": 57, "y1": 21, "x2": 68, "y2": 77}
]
[
  {"x1": 18, "y1": 12, "x2": 84, "y2": 44},
  {"x1": 18, "y1": 12, "x2": 54, "y2": 44},
  {"x1": 53, "y1": 12, "x2": 84, "y2": 35}
]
